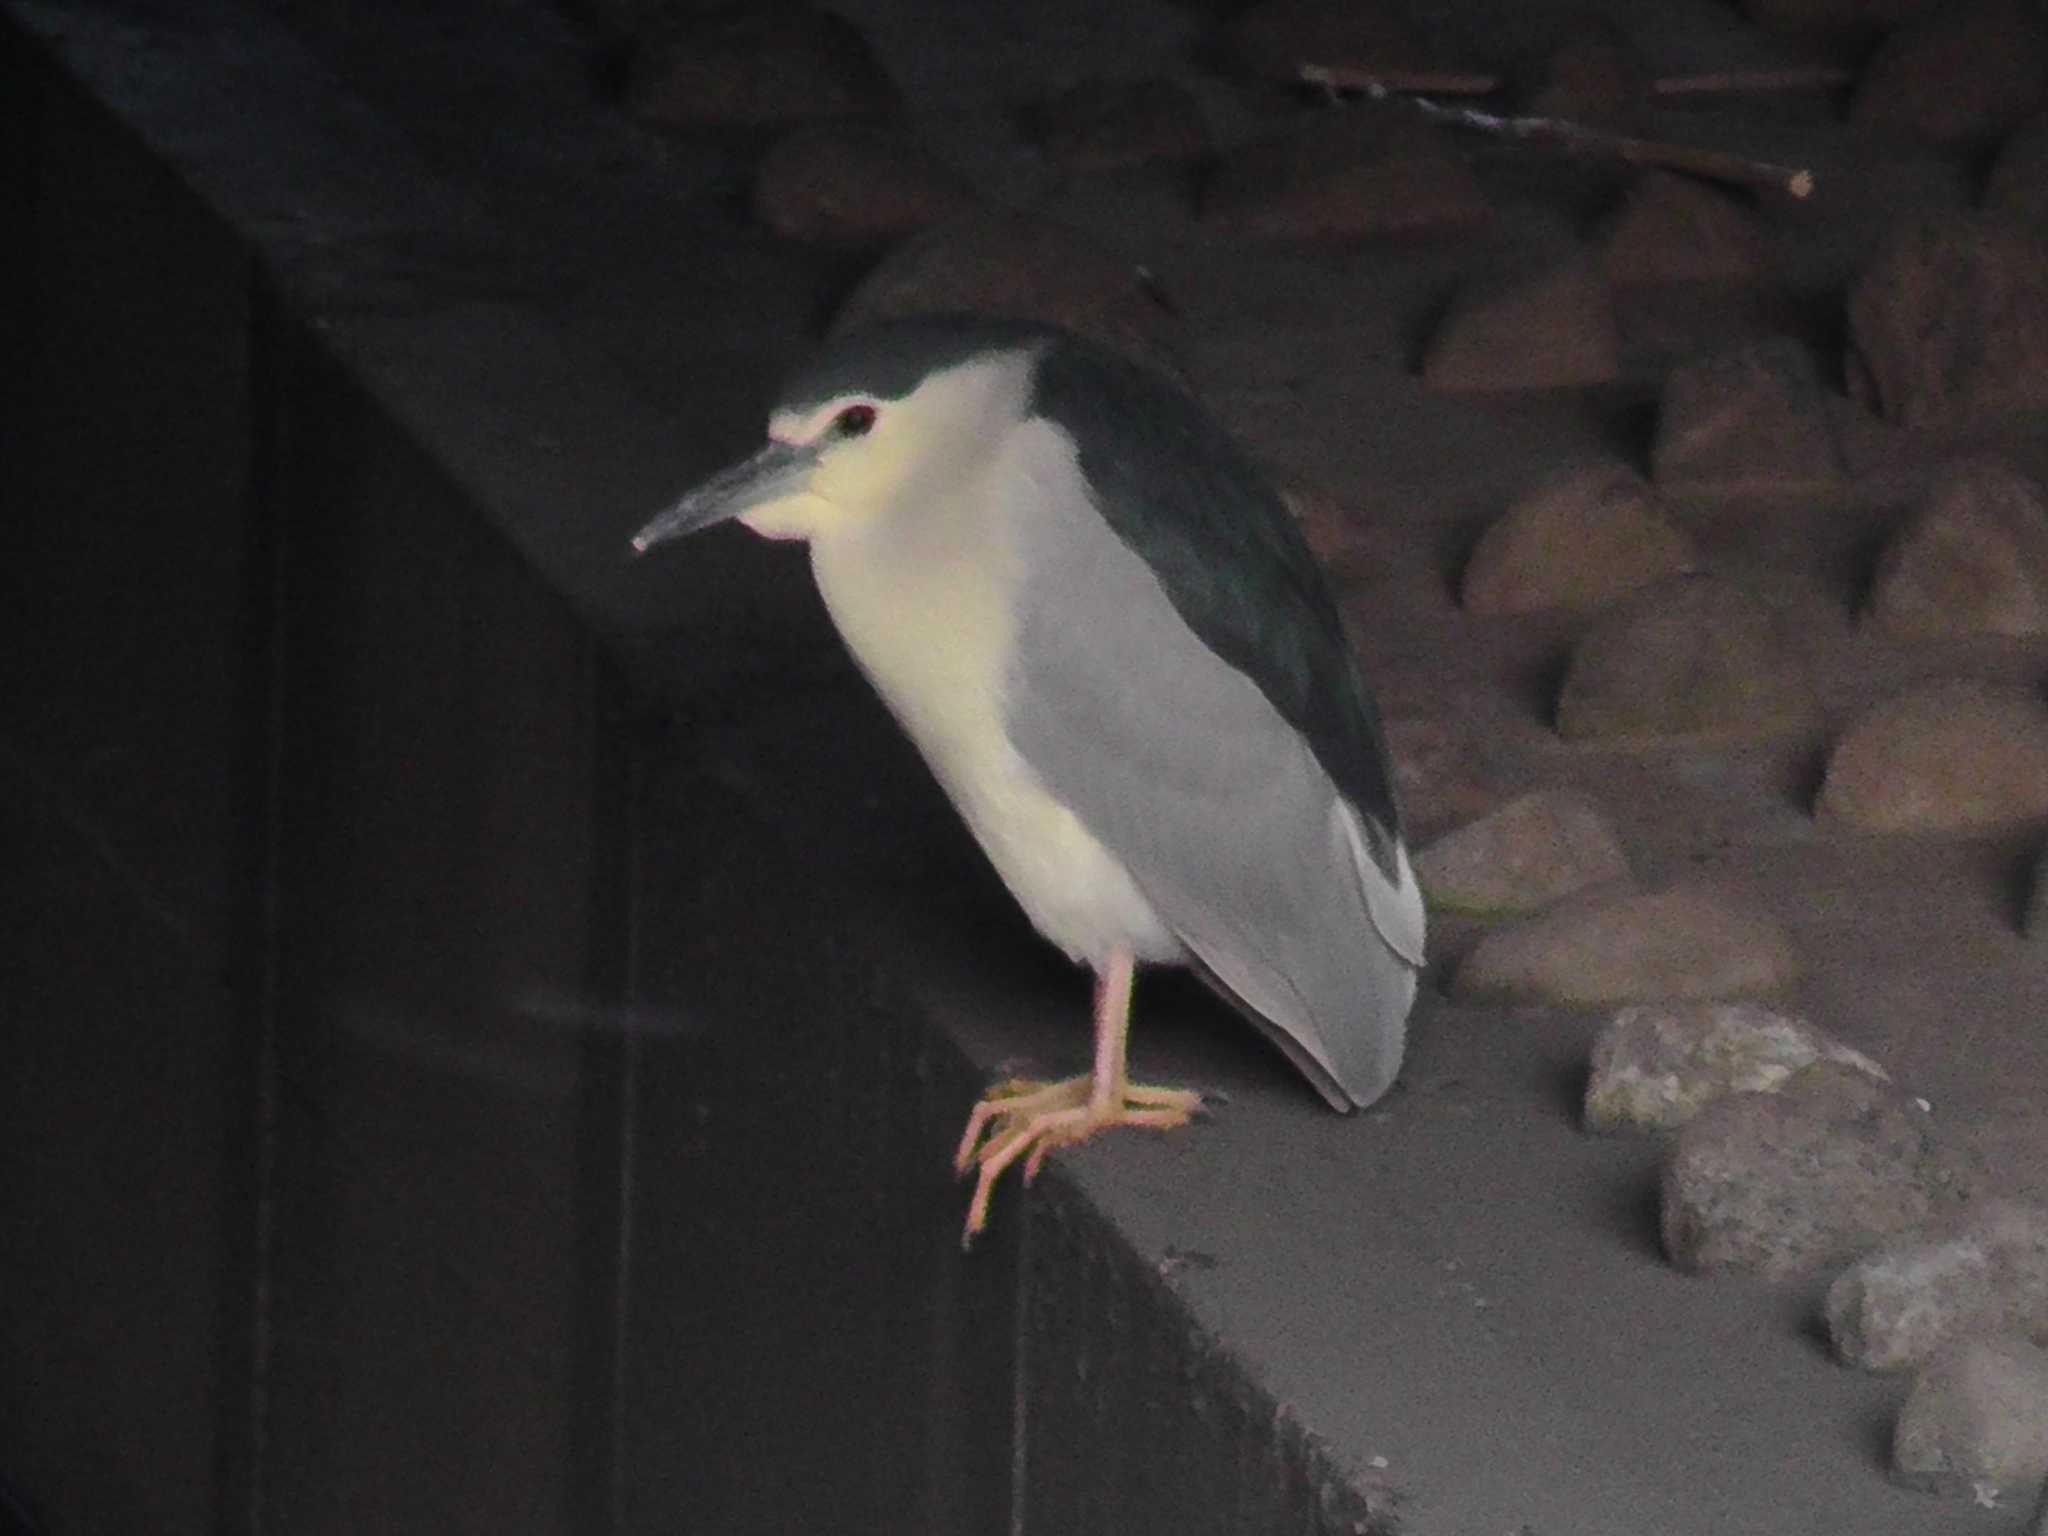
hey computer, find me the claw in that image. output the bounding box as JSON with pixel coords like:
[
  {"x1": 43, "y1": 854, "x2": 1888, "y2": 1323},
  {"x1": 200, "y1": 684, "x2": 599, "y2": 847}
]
[
  {"x1": 953, "y1": 1073, "x2": 1205, "y2": 1240},
  {"x1": 951, "y1": 945, "x2": 1206, "y2": 1242}
]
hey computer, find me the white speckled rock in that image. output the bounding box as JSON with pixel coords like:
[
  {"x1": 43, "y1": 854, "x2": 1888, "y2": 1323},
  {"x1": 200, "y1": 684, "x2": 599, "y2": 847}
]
[
  {"x1": 1585, "y1": 1001, "x2": 1886, "y2": 1135},
  {"x1": 1661, "y1": 1063, "x2": 1983, "y2": 1281},
  {"x1": 1828, "y1": 1198, "x2": 2048, "y2": 1371},
  {"x1": 1892, "y1": 1334, "x2": 2048, "y2": 1496}
]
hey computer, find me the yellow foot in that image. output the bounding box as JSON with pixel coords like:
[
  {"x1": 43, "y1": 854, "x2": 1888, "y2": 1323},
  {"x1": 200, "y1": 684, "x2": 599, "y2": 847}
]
[{"x1": 953, "y1": 1074, "x2": 1206, "y2": 1243}]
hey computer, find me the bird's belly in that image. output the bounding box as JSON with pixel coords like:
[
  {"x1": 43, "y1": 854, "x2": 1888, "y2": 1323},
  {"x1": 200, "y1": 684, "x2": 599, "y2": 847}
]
[
  {"x1": 813, "y1": 534, "x2": 1177, "y2": 968},
  {"x1": 935, "y1": 741, "x2": 1182, "y2": 968}
]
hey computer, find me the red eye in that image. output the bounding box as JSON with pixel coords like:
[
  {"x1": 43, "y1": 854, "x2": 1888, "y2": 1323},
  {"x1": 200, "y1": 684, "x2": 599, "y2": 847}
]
[{"x1": 835, "y1": 403, "x2": 877, "y2": 437}]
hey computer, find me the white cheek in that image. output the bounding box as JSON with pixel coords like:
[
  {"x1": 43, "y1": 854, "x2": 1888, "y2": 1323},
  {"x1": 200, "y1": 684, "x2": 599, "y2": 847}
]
[{"x1": 738, "y1": 494, "x2": 828, "y2": 542}]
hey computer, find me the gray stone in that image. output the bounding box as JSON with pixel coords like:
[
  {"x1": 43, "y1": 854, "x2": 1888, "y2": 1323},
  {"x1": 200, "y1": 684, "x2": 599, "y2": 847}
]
[
  {"x1": 1867, "y1": 457, "x2": 2048, "y2": 638},
  {"x1": 1651, "y1": 337, "x2": 1843, "y2": 492},
  {"x1": 1454, "y1": 885, "x2": 1797, "y2": 1007},
  {"x1": 1893, "y1": 1334, "x2": 2048, "y2": 1495},
  {"x1": 1463, "y1": 463, "x2": 1694, "y2": 616},
  {"x1": 1828, "y1": 1199, "x2": 2048, "y2": 1372},
  {"x1": 625, "y1": 4, "x2": 899, "y2": 130},
  {"x1": 1024, "y1": 78, "x2": 1209, "y2": 174},
  {"x1": 1416, "y1": 789, "x2": 1632, "y2": 917},
  {"x1": 1422, "y1": 258, "x2": 1620, "y2": 391},
  {"x1": 1661, "y1": 1062, "x2": 1983, "y2": 1281},
  {"x1": 1601, "y1": 172, "x2": 1768, "y2": 288},
  {"x1": 1816, "y1": 679, "x2": 2048, "y2": 834},
  {"x1": 1847, "y1": 215, "x2": 2048, "y2": 429},
  {"x1": 1852, "y1": 0, "x2": 2048, "y2": 149},
  {"x1": 750, "y1": 124, "x2": 977, "y2": 249},
  {"x1": 1585, "y1": 1002, "x2": 1887, "y2": 1135},
  {"x1": 1203, "y1": 117, "x2": 1490, "y2": 242},
  {"x1": 829, "y1": 211, "x2": 1187, "y2": 388},
  {"x1": 1555, "y1": 577, "x2": 1818, "y2": 744}
]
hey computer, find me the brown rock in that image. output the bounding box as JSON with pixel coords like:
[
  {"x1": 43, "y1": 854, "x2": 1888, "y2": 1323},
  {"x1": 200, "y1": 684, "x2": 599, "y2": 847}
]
[
  {"x1": 1601, "y1": 172, "x2": 1768, "y2": 288},
  {"x1": 1846, "y1": 215, "x2": 2048, "y2": 429},
  {"x1": 1203, "y1": 117, "x2": 1490, "y2": 241},
  {"x1": 1986, "y1": 112, "x2": 2048, "y2": 226},
  {"x1": 1422, "y1": 259, "x2": 1620, "y2": 391},
  {"x1": 829, "y1": 211, "x2": 1187, "y2": 387},
  {"x1": 1651, "y1": 337, "x2": 1844, "y2": 491},
  {"x1": 625, "y1": 4, "x2": 898, "y2": 130},
  {"x1": 1024, "y1": 78, "x2": 1209, "y2": 174},
  {"x1": 1828, "y1": 1199, "x2": 2048, "y2": 1372},
  {"x1": 750, "y1": 124, "x2": 978, "y2": 249},
  {"x1": 1661, "y1": 1062, "x2": 1982, "y2": 1281},
  {"x1": 1817, "y1": 679, "x2": 2048, "y2": 833},
  {"x1": 1892, "y1": 1335, "x2": 2048, "y2": 1495},
  {"x1": 1381, "y1": 713, "x2": 1534, "y2": 842},
  {"x1": 1867, "y1": 457, "x2": 2048, "y2": 637},
  {"x1": 1517, "y1": 23, "x2": 1647, "y2": 130},
  {"x1": 1416, "y1": 789, "x2": 1632, "y2": 917},
  {"x1": 1852, "y1": 0, "x2": 2048, "y2": 149},
  {"x1": 1555, "y1": 577, "x2": 1818, "y2": 744},
  {"x1": 1226, "y1": 0, "x2": 1430, "y2": 84},
  {"x1": 1453, "y1": 885, "x2": 1798, "y2": 1007},
  {"x1": 1463, "y1": 464, "x2": 1694, "y2": 616},
  {"x1": 1585, "y1": 1002, "x2": 1888, "y2": 1135}
]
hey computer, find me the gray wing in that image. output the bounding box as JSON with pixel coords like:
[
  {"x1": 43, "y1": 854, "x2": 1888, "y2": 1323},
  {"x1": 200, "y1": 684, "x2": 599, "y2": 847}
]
[{"x1": 1003, "y1": 451, "x2": 1423, "y2": 1109}]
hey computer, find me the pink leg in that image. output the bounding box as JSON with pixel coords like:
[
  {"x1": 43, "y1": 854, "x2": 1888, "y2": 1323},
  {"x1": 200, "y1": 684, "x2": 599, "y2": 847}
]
[{"x1": 954, "y1": 946, "x2": 1205, "y2": 1243}]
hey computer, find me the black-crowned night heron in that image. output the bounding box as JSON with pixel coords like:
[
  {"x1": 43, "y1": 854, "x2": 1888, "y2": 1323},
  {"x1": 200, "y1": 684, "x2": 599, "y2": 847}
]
[{"x1": 633, "y1": 317, "x2": 1424, "y2": 1240}]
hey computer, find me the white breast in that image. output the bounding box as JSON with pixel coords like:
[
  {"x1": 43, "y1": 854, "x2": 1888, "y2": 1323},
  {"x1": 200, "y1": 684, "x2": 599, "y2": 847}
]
[{"x1": 806, "y1": 435, "x2": 1180, "y2": 969}]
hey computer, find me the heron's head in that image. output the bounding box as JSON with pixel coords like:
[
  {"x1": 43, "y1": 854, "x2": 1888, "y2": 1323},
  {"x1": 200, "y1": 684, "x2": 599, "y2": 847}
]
[{"x1": 631, "y1": 319, "x2": 1050, "y2": 552}]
